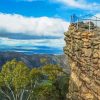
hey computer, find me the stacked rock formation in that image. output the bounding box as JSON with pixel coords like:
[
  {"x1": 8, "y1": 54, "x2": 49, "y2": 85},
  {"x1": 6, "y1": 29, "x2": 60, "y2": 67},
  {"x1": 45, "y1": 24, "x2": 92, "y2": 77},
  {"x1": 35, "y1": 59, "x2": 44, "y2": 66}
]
[{"x1": 64, "y1": 23, "x2": 100, "y2": 100}]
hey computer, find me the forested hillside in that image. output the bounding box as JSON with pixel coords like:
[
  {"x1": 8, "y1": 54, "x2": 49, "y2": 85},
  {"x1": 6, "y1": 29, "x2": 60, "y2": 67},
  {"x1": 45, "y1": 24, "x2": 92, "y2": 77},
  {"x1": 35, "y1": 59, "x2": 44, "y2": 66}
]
[{"x1": 0, "y1": 52, "x2": 70, "y2": 74}]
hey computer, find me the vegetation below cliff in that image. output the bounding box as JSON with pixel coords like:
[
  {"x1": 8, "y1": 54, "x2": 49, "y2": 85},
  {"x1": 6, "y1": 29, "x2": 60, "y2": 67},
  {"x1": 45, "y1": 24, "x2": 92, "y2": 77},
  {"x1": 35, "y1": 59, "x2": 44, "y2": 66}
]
[{"x1": 0, "y1": 59, "x2": 69, "y2": 100}]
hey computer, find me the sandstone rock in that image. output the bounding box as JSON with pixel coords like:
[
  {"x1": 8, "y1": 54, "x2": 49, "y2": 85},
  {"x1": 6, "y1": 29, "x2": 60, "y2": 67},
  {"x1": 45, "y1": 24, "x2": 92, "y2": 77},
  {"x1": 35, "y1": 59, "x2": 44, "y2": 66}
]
[{"x1": 64, "y1": 23, "x2": 100, "y2": 100}]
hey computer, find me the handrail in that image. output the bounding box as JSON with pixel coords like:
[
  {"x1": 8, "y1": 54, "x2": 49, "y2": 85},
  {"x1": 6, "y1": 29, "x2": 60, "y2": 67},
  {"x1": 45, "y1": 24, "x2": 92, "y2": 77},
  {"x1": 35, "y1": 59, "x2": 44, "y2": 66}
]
[{"x1": 70, "y1": 14, "x2": 100, "y2": 31}]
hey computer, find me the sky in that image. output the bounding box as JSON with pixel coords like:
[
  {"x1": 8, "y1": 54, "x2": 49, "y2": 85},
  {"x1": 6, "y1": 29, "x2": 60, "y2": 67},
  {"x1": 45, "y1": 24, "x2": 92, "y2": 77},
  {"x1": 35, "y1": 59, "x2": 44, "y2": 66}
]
[{"x1": 0, "y1": 0, "x2": 100, "y2": 54}]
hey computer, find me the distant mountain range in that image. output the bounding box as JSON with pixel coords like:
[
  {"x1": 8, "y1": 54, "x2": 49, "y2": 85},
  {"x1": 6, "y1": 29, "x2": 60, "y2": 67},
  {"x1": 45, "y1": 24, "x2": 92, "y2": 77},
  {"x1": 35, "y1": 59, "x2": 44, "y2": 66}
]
[{"x1": 0, "y1": 52, "x2": 70, "y2": 74}]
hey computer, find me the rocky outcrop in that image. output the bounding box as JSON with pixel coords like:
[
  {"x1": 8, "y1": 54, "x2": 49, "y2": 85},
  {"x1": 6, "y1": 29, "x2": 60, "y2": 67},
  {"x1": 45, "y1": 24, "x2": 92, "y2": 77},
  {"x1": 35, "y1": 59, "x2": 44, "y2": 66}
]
[{"x1": 64, "y1": 23, "x2": 100, "y2": 100}]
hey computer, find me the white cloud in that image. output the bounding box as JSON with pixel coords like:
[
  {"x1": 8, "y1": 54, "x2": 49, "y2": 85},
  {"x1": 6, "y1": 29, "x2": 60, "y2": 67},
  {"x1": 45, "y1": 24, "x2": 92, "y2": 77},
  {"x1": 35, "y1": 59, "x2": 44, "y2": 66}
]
[
  {"x1": 53, "y1": 0, "x2": 100, "y2": 10},
  {"x1": 0, "y1": 37, "x2": 65, "y2": 48},
  {"x1": 95, "y1": 13, "x2": 100, "y2": 18},
  {"x1": 0, "y1": 13, "x2": 68, "y2": 54},
  {"x1": 0, "y1": 13, "x2": 69, "y2": 38}
]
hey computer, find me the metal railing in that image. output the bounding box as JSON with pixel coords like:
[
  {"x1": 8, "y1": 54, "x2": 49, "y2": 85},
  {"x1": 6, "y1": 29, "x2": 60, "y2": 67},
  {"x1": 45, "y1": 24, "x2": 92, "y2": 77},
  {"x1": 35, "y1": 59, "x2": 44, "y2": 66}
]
[{"x1": 70, "y1": 14, "x2": 100, "y2": 32}]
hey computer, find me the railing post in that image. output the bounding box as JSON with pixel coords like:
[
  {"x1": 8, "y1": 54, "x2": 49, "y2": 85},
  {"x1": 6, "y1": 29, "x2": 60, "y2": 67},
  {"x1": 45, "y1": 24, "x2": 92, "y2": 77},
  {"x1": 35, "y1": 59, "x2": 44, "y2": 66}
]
[
  {"x1": 70, "y1": 15, "x2": 72, "y2": 24},
  {"x1": 70, "y1": 14, "x2": 76, "y2": 24},
  {"x1": 96, "y1": 17, "x2": 97, "y2": 27},
  {"x1": 70, "y1": 15, "x2": 74, "y2": 23},
  {"x1": 77, "y1": 19, "x2": 79, "y2": 30},
  {"x1": 89, "y1": 20, "x2": 91, "y2": 32}
]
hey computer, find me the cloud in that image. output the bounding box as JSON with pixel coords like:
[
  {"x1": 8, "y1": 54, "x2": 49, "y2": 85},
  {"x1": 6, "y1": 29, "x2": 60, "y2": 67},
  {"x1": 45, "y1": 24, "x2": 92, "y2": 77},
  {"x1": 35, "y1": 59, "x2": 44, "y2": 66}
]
[
  {"x1": 52, "y1": 0, "x2": 100, "y2": 10},
  {"x1": 95, "y1": 13, "x2": 100, "y2": 18},
  {"x1": 0, "y1": 13, "x2": 69, "y2": 54},
  {"x1": 0, "y1": 13, "x2": 69, "y2": 39},
  {"x1": 0, "y1": 37, "x2": 65, "y2": 48},
  {"x1": 0, "y1": 37, "x2": 65, "y2": 54}
]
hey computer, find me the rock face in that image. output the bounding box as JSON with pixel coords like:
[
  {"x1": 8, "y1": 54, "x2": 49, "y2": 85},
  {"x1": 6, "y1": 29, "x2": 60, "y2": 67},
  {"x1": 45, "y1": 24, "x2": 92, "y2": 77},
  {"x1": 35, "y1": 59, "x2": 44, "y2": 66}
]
[{"x1": 64, "y1": 23, "x2": 100, "y2": 100}]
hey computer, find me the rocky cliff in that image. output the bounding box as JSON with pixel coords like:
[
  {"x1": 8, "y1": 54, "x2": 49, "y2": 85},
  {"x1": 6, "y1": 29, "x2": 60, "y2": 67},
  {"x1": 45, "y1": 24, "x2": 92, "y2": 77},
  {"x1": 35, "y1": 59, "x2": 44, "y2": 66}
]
[{"x1": 64, "y1": 23, "x2": 100, "y2": 100}]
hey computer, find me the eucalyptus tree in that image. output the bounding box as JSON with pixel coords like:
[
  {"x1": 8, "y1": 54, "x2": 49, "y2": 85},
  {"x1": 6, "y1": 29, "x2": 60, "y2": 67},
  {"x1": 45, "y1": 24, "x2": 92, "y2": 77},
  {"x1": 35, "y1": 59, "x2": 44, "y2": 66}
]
[{"x1": 0, "y1": 59, "x2": 30, "y2": 100}]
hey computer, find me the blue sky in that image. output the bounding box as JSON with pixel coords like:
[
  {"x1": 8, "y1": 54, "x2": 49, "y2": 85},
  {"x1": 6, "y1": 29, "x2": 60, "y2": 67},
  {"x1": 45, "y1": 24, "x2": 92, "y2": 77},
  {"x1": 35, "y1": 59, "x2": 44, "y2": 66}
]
[{"x1": 0, "y1": 0, "x2": 100, "y2": 54}]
